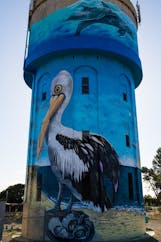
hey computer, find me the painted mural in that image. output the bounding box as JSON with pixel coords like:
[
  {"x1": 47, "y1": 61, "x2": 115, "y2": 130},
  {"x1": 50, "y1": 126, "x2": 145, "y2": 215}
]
[
  {"x1": 23, "y1": 1, "x2": 145, "y2": 240},
  {"x1": 29, "y1": 0, "x2": 138, "y2": 57},
  {"x1": 36, "y1": 70, "x2": 120, "y2": 241},
  {"x1": 67, "y1": 2, "x2": 133, "y2": 37}
]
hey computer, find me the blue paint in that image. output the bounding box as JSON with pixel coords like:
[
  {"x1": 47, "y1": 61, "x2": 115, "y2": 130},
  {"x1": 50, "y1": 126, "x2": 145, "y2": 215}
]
[
  {"x1": 28, "y1": 1, "x2": 137, "y2": 54},
  {"x1": 24, "y1": 0, "x2": 144, "y2": 212},
  {"x1": 37, "y1": 165, "x2": 144, "y2": 207},
  {"x1": 25, "y1": 35, "x2": 142, "y2": 87},
  {"x1": 27, "y1": 54, "x2": 140, "y2": 169},
  {"x1": 25, "y1": 0, "x2": 142, "y2": 87}
]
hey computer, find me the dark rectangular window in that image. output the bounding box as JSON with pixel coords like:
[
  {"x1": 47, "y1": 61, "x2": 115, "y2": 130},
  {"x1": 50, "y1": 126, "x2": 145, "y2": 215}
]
[
  {"x1": 82, "y1": 130, "x2": 89, "y2": 137},
  {"x1": 42, "y1": 92, "x2": 46, "y2": 101},
  {"x1": 82, "y1": 77, "x2": 89, "y2": 94},
  {"x1": 126, "y1": 135, "x2": 130, "y2": 147},
  {"x1": 123, "y1": 93, "x2": 127, "y2": 101},
  {"x1": 36, "y1": 173, "x2": 42, "y2": 201},
  {"x1": 128, "y1": 173, "x2": 134, "y2": 200}
]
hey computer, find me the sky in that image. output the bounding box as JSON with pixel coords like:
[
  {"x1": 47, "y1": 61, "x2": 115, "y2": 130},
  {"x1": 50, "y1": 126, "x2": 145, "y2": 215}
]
[{"x1": 0, "y1": 0, "x2": 161, "y2": 195}]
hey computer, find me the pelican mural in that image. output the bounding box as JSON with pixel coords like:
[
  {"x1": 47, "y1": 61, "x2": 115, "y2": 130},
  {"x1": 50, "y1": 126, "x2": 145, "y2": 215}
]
[{"x1": 37, "y1": 70, "x2": 120, "y2": 213}]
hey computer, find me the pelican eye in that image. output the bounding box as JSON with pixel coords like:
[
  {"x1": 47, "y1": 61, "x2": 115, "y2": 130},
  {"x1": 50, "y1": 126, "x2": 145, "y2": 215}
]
[{"x1": 54, "y1": 85, "x2": 62, "y2": 95}]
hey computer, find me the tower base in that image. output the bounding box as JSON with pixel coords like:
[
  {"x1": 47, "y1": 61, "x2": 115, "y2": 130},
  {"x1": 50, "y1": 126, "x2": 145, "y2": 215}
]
[{"x1": 22, "y1": 203, "x2": 146, "y2": 241}]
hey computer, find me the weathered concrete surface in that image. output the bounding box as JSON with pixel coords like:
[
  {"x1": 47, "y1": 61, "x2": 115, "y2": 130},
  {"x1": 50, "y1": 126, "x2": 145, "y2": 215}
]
[{"x1": 3, "y1": 216, "x2": 161, "y2": 242}]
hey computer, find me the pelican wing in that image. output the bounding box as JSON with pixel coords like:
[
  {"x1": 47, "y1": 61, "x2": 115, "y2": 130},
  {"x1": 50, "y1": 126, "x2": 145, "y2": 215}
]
[
  {"x1": 56, "y1": 132, "x2": 120, "y2": 209},
  {"x1": 90, "y1": 134, "x2": 120, "y2": 201},
  {"x1": 56, "y1": 133, "x2": 120, "y2": 180},
  {"x1": 56, "y1": 134, "x2": 95, "y2": 168}
]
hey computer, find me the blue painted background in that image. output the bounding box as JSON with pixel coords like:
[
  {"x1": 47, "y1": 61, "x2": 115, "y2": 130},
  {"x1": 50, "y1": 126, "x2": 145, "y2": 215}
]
[
  {"x1": 28, "y1": 54, "x2": 140, "y2": 169},
  {"x1": 29, "y1": 0, "x2": 137, "y2": 54},
  {"x1": 24, "y1": 0, "x2": 143, "y2": 208}
]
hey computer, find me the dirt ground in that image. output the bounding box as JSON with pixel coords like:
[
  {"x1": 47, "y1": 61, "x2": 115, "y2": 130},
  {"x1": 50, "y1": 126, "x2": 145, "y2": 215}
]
[
  {"x1": 1, "y1": 214, "x2": 161, "y2": 242},
  {"x1": 147, "y1": 215, "x2": 161, "y2": 242}
]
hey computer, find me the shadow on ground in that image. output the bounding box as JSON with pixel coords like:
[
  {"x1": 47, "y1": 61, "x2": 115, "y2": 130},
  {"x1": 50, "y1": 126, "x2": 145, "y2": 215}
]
[
  {"x1": 9, "y1": 234, "x2": 159, "y2": 242},
  {"x1": 119, "y1": 235, "x2": 159, "y2": 242}
]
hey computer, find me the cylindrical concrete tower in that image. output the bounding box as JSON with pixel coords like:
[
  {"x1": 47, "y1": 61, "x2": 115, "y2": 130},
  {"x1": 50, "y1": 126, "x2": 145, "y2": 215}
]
[{"x1": 22, "y1": 0, "x2": 145, "y2": 241}]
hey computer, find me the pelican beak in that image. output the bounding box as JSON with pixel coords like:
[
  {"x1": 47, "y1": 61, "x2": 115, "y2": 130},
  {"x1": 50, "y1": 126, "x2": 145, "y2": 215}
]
[
  {"x1": 36, "y1": 94, "x2": 65, "y2": 159},
  {"x1": 48, "y1": 94, "x2": 65, "y2": 120}
]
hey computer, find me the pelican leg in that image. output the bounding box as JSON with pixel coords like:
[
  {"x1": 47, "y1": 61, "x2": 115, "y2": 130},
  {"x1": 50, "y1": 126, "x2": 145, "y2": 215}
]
[
  {"x1": 65, "y1": 194, "x2": 74, "y2": 213},
  {"x1": 54, "y1": 183, "x2": 64, "y2": 211}
]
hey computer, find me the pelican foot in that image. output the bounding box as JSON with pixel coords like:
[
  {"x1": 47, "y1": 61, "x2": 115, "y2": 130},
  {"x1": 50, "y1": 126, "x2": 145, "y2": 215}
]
[
  {"x1": 48, "y1": 205, "x2": 61, "y2": 213},
  {"x1": 63, "y1": 195, "x2": 73, "y2": 213}
]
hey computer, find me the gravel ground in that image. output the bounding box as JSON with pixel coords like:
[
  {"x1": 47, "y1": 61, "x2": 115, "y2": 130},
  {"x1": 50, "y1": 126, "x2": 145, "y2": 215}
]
[{"x1": 1, "y1": 215, "x2": 161, "y2": 242}]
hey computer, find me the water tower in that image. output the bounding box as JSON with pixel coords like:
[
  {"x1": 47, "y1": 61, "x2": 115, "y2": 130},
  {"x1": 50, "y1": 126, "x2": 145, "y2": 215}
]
[{"x1": 22, "y1": 0, "x2": 145, "y2": 241}]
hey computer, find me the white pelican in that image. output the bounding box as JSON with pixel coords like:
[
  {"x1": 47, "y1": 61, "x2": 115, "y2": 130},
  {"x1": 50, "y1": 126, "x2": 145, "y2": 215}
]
[{"x1": 37, "y1": 70, "x2": 120, "y2": 212}]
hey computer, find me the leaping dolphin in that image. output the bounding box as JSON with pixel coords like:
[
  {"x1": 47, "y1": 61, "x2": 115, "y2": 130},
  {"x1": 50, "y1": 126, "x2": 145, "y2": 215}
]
[{"x1": 67, "y1": 2, "x2": 133, "y2": 38}]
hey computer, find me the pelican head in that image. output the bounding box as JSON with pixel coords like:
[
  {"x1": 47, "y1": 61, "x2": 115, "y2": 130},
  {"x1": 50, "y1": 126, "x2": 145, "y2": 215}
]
[
  {"x1": 51, "y1": 70, "x2": 73, "y2": 101},
  {"x1": 37, "y1": 70, "x2": 73, "y2": 158},
  {"x1": 49, "y1": 70, "x2": 73, "y2": 122}
]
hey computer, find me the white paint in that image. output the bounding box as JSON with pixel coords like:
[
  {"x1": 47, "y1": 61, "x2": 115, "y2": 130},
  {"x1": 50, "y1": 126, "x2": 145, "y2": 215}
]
[
  {"x1": 112, "y1": 205, "x2": 145, "y2": 215},
  {"x1": 120, "y1": 156, "x2": 140, "y2": 168},
  {"x1": 48, "y1": 131, "x2": 89, "y2": 182},
  {"x1": 91, "y1": 136, "x2": 104, "y2": 146}
]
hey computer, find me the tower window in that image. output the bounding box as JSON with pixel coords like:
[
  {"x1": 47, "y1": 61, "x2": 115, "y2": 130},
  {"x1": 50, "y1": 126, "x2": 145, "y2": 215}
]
[
  {"x1": 123, "y1": 93, "x2": 127, "y2": 101},
  {"x1": 42, "y1": 92, "x2": 46, "y2": 101},
  {"x1": 126, "y1": 135, "x2": 130, "y2": 147},
  {"x1": 83, "y1": 130, "x2": 89, "y2": 137},
  {"x1": 128, "y1": 173, "x2": 134, "y2": 200},
  {"x1": 82, "y1": 77, "x2": 89, "y2": 94},
  {"x1": 36, "y1": 173, "x2": 42, "y2": 201}
]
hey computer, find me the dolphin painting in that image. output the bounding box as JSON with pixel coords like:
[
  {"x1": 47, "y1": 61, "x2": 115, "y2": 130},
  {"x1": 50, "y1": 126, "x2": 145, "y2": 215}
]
[{"x1": 67, "y1": 1, "x2": 133, "y2": 38}]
